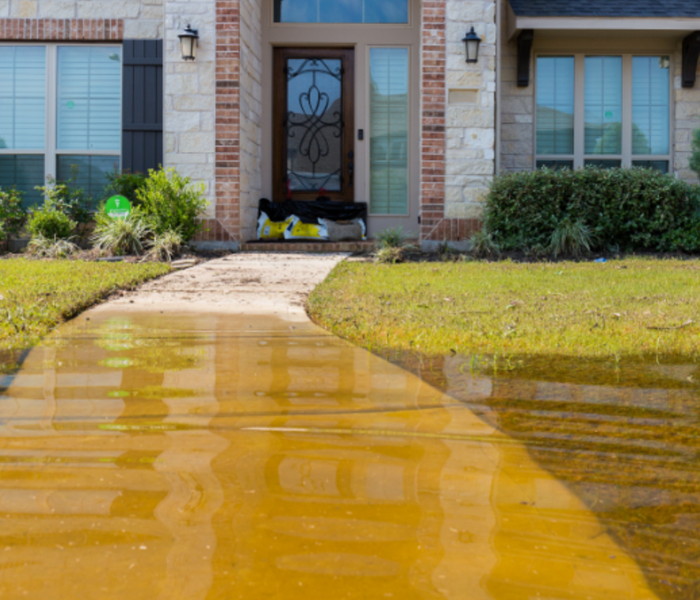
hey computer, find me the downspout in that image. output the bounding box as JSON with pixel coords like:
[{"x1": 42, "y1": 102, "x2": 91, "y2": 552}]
[{"x1": 495, "y1": 0, "x2": 502, "y2": 175}]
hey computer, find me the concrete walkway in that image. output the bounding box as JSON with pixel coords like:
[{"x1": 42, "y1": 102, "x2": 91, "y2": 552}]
[{"x1": 91, "y1": 252, "x2": 348, "y2": 320}]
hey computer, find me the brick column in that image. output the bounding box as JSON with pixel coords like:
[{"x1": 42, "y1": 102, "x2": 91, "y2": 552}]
[{"x1": 214, "y1": 0, "x2": 241, "y2": 243}]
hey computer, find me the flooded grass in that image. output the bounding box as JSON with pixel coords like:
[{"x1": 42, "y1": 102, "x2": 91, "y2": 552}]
[
  {"x1": 391, "y1": 351, "x2": 700, "y2": 600},
  {"x1": 308, "y1": 258, "x2": 700, "y2": 360},
  {"x1": 0, "y1": 258, "x2": 169, "y2": 351}
]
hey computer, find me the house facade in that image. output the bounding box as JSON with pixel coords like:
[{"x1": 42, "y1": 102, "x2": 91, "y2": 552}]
[{"x1": 0, "y1": 0, "x2": 698, "y2": 249}]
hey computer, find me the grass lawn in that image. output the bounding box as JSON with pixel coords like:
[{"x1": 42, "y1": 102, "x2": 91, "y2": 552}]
[
  {"x1": 0, "y1": 258, "x2": 169, "y2": 351},
  {"x1": 308, "y1": 258, "x2": 700, "y2": 360}
]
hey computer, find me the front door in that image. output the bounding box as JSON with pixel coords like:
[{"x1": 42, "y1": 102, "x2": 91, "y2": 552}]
[{"x1": 273, "y1": 48, "x2": 355, "y2": 202}]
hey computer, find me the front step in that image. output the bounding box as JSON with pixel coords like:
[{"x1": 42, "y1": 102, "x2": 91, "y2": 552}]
[{"x1": 241, "y1": 240, "x2": 376, "y2": 253}]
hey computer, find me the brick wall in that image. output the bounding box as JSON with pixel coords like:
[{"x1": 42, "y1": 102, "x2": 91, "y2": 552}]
[{"x1": 1, "y1": 0, "x2": 162, "y2": 38}]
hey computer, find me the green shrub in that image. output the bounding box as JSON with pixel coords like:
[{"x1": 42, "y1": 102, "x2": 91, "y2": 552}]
[
  {"x1": 0, "y1": 188, "x2": 27, "y2": 240},
  {"x1": 35, "y1": 173, "x2": 90, "y2": 225},
  {"x1": 136, "y1": 168, "x2": 208, "y2": 242},
  {"x1": 105, "y1": 169, "x2": 147, "y2": 205},
  {"x1": 376, "y1": 227, "x2": 407, "y2": 249},
  {"x1": 27, "y1": 205, "x2": 77, "y2": 240},
  {"x1": 91, "y1": 209, "x2": 152, "y2": 256},
  {"x1": 484, "y1": 167, "x2": 700, "y2": 254},
  {"x1": 0, "y1": 221, "x2": 6, "y2": 245},
  {"x1": 690, "y1": 129, "x2": 700, "y2": 180},
  {"x1": 470, "y1": 230, "x2": 500, "y2": 258}
]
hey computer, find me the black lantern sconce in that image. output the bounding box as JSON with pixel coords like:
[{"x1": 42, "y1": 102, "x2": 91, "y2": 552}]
[
  {"x1": 178, "y1": 24, "x2": 199, "y2": 61},
  {"x1": 463, "y1": 27, "x2": 482, "y2": 63}
]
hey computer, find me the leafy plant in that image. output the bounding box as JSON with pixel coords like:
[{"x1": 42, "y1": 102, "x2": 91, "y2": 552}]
[
  {"x1": 690, "y1": 129, "x2": 700, "y2": 180},
  {"x1": 105, "y1": 169, "x2": 147, "y2": 205},
  {"x1": 374, "y1": 246, "x2": 405, "y2": 264},
  {"x1": 27, "y1": 205, "x2": 77, "y2": 240},
  {"x1": 470, "y1": 229, "x2": 500, "y2": 258},
  {"x1": 35, "y1": 170, "x2": 90, "y2": 225},
  {"x1": 0, "y1": 188, "x2": 27, "y2": 240},
  {"x1": 136, "y1": 168, "x2": 208, "y2": 242},
  {"x1": 550, "y1": 217, "x2": 593, "y2": 258},
  {"x1": 27, "y1": 235, "x2": 79, "y2": 259},
  {"x1": 0, "y1": 221, "x2": 6, "y2": 245},
  {"x1": 485, "y1": 167, "x2": 700, "y2": 254},
  {"x1": 376, "y1": 227, "x2": 407, "y2": 249},
  {"x1": 146, "y1": 230, "x2": 183, "y2": 262},
  {"x1": 91, "y1": 209, "x2": 152, "y2": 256}
]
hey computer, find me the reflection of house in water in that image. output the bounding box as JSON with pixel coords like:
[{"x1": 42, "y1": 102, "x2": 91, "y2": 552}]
[{"x1": 0, "y1": 315, "x2": 661, "y2": 599}]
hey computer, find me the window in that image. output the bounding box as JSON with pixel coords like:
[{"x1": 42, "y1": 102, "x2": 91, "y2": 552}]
[
  {"x1": 536, "y1": 54, "x2": 671, "y2": 173},
  {"x1": 369, "y1": 47, "x2": 409, "y2": 215},
  {"x1": 274, "y1": 0, "x2": 408, "y2": 23},
  {"x1": 0, "y1": 45, "x2": 121, "y2": 207}
]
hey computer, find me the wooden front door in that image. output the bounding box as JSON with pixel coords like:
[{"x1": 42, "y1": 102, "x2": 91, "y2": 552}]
[{"x1": 273, "y1": 48, "x2": 355, "y2": 202}]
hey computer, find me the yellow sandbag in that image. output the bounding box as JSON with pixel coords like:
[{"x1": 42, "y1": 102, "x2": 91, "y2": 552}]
[
  {"x1": 257, "y1": 211, "x2": 292, "y2": 240},
  {"x1": 283, "y1": 216, "x2": 329, "y2": 241}
]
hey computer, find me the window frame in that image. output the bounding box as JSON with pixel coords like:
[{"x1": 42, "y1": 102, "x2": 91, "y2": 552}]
[
  {"x1": 534, "y1": 52, "x2": 674, "y2": 172},
  {"x1": 366, "y1": 44, "x2": 412, "y2": 217},
  {"x1": 0, "y1": 42, "x2": 122, "y2": 189},
  {"x1": 270, "y1": 0, "x2": 412, "y2": 27}
]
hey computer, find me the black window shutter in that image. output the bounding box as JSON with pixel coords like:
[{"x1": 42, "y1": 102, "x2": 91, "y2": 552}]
[{"x1": 122, "y1": 40, "x2": 163, "y2": 174}]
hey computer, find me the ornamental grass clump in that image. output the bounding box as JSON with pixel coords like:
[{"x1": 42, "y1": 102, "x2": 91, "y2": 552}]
[
  {"x1": 484, "y1": 167, "x2": 700, "y2": 255},
  {"x1": 27, "y1": 235, "x2": 79, "y2": 259},
  {"x1": 146, "y1": 230, "x2": 183, "y2": 262},
  {"x1": 91, "y1": 209, "x2": 152, "y2": 256}
]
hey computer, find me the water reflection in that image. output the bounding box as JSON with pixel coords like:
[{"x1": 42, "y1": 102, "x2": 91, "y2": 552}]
[{"x1": 0, "y1": 314, "x2": 662, "y2": 599}]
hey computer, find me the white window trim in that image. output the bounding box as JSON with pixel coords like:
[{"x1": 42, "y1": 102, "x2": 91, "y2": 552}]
[
  {"x1": 0, "y1": 42, "x2": 122, "y2": 187},
  {"x1": 534, "y1": 52, "x2": 674, "y2": 173}
]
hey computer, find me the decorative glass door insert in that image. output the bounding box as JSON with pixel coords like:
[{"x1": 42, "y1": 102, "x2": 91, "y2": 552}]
[{"x1": 273, "y1": 48, "x2": 354, "y2": 202}]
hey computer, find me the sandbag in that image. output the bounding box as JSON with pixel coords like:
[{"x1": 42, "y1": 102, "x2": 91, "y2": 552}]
[
  {"x1": 318, "y1": 218, "x2": 366, "y2": 241},
  {"x1": 257, "y1": 211, "x2": 293, "y2": 240},
  {"x1": 259, "y1": 198, "x2": 367, "y2": 225},
  {"x1": 283, "y1": 216, "x2": 329, "y2": 241}
]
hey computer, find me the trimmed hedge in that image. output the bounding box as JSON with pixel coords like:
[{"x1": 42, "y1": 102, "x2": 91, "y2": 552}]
[{"x1": 484, "y1": 167, "x2": 700, "y2": 254}]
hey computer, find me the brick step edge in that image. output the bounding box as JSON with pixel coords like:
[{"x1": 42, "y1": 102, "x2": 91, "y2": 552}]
[{"x1": 240, "y1": 241, "x2": 377, "y2": 253}]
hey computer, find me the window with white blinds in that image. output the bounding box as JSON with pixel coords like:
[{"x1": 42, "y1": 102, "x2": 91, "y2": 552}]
[
  {"x1": 369, "y1": 47, "x2": 409, "y2": 216},
  {"x1": 0, "y1": 45, "x2": 121, "y2": 207}
]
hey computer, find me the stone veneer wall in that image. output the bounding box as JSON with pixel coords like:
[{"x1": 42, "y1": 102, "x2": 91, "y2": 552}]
[
  {"x1": 673, "y1": 41, "x2": 700, "y2": 183},
  {"x1": 238, "y1": 0, "x2": 262, "y2": 242},
  {"x1": 421, "y1": 0, "x2": 496, "y2": 244},
  {"x1": 163, "y1": 0, "x2": 217, "y2": 236},
  {"x1": 1, "y1": 0, "x2": 162, "y2": 38}
]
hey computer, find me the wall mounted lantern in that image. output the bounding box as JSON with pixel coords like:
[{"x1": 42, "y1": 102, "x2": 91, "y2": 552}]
[
  {"x1": 178, "y1": 24, "x2": 199, "y2": 61},
  {"x1": 462, "y1": 27, "x2": 482, "y2": 63}
]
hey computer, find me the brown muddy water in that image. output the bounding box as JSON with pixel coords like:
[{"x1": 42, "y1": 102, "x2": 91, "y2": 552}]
[{"x1": 0, "y1": 313, "x2": 694, "y2": 599}]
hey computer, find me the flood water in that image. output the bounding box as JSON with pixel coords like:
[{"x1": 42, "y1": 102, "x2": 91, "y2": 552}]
[{"x1": 0, "y1": 312, "x2": 695, "y2": 599}]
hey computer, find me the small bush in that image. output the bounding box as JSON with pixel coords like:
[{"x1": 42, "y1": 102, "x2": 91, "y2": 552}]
[
  {"x1": 0, "y1": 221, "x2": 6, "y2": 245},
  {"x1": 0, "y1": 188, "x2": 27, "y2": 240},
  {"x1": 470, "y1": 230, "x2": 500, "y2": 258},
  {"x1": 27, "y1": 206, "x2": 77, "y2": 240},
  {"x1": 136, "y1": 168, "x2": 208, "y2": 242},
  {"x1": 27, "y1": 235, "x2": 79, "y2": 259},
  {"x1": 485, "y1": 167, "x2": 700, "y2": 254},
  {"x1": 35, "y1": 172, "x2": 90, "y2": 225},
  {"x1": 92, "y1": 209, "x2": 152, "y2": 256},
  {"x1": 374, "y1": 246, "x2": 405, "y2": 264},
  {"x1": 146, "y1": 230, "x2": 183, "y2": 262},
  {"x1": 105, "y1": 169, "x2": 147, "y2": 205},
  {"x1": 376, "y1": 227, "x2": 407, "y2": 249}
]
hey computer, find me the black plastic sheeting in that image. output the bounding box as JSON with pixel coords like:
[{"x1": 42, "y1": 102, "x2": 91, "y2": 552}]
[{"x1": 258, "y1": 198, "x2": 368, "y2": 225}]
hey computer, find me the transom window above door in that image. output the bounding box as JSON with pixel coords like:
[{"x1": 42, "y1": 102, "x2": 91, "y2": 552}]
[
  {"x1": 274, "y1": 0, "x2": 408, "y2": 23},
  {"x1": 535, "y1": 54, "x2": 671, "y2": 173},
  {"x1": 0, "y1": 44, "x2": 121, "y2": 207}
]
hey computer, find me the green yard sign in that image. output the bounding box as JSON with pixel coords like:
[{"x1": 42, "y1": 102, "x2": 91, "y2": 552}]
[{"x1": 105, "y1": 195, "x2": 131, "y2": 219}]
